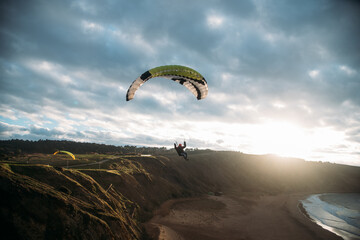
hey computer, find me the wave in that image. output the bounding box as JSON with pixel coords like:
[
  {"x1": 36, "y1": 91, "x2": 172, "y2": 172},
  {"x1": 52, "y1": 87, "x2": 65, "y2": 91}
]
[{"x1": 301, "y1": 193, "x2": 360, "y2": 240}]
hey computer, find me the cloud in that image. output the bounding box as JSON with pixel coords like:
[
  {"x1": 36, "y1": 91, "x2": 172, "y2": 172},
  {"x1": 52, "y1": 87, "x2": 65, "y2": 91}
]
[
  {"x1": 29, "y1": 125, "x2": 64, "y2": 137},
  {"x1": 0, "y1": 121, "x2": 28, "y2": 138}
]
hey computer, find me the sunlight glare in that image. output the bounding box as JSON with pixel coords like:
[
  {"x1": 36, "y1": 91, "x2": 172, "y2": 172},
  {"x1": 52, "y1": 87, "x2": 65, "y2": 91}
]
[
  {"x1": 250, "y1": 122, "x2": 312, "y2": 157},
  {"x1": 209, "y1": 121, "x2": 348, "y2": 161}
]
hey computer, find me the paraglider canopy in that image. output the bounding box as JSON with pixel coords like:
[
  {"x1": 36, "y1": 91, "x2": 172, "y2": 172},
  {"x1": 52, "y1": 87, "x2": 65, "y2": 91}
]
[
  {"x1": 126, "y1": 65, "x2": 208, "y2": 101},
  {"x1": 53, "y1": 150, "x2": 75, "y2": 160}
]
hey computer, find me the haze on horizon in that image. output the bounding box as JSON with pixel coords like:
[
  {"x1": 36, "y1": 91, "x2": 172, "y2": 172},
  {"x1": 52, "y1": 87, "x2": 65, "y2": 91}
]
[{"x1": 1, "y1": 0, "x2": 360, "y2": 166}]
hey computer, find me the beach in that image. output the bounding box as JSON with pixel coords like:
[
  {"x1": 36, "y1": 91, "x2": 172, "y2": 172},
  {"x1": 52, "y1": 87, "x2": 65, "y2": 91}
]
[
  {"x1": 145, "y1": 192, "x2": 343, "y2": 240},
  {"x1": 301, "y1": 193, "x2": 360, "y2": 240}
]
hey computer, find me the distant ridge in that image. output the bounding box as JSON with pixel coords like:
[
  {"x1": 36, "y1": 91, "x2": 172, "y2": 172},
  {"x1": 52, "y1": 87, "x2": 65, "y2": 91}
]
[{"x1": 0, "y1": 139, "x2": 170, "y2": 155}]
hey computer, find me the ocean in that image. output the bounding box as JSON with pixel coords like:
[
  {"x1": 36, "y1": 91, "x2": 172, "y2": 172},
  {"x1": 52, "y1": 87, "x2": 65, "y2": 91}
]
[{"x1": 301, "y1": 193, "x2": 360, "y2": 240}]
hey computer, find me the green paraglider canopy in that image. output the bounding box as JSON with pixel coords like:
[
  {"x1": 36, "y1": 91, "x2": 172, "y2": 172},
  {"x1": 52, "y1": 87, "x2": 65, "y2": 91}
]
[{"x1": 126, "y1": 65, "x2": 208, "y2": 101}]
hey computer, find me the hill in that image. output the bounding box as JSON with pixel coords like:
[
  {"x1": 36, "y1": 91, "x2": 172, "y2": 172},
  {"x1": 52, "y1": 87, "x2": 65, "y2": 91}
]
[{"x1": 0, "y1": 141, "x2": 359, "y2": 239}]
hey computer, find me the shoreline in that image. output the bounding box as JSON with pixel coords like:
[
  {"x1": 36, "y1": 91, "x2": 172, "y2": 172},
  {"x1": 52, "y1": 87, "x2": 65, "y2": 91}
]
[
  {"x1": 145, "y1": 192, "x2": 343, "y2": 240},
  {"x1": 300, "y1": 193, "x2": 360, "y2": 240},
  {"x1": 298, "y1": 201, "x2": 312, "y2": 219}
]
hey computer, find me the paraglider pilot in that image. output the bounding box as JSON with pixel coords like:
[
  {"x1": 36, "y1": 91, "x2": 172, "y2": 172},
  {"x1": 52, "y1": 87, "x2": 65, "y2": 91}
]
[{"x1": 174, "y1": 141, "x2": 188, "y2": 161}]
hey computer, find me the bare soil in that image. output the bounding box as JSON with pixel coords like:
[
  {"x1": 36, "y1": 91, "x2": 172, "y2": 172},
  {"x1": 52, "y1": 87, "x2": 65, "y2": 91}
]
[{"x1": 145, "y1": 192, "x2": 343, "y2": 240}]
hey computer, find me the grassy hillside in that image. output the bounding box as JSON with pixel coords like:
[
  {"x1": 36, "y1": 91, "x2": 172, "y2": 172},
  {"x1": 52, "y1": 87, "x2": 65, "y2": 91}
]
[
  {"x1": 0, "y1": 164, "x2": 142, "y2": 239},
  {"x1": 0, "y1": 150, "x2": 359, "y2": 239}
]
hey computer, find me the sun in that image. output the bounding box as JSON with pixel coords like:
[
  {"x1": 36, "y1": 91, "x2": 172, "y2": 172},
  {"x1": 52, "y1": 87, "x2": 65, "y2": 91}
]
[
  {"x1": 170, "y1": 119, "x2": 352, "y2": 164},
  {"x1": 245, "y1": 121, "x2": 348, "y2": 161},
  {"x1": 249, "y1": 122, "x2": 312, "y2": 157}
]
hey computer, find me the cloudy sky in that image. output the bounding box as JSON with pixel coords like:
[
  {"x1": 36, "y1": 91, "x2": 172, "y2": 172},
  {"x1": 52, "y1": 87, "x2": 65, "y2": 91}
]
[{"x1": 1, "y1": 0, "x2": 360, "y2": 166}]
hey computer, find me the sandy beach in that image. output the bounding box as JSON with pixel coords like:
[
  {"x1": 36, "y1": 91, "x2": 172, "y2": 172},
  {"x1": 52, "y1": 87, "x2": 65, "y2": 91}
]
[{"x1": 145, "y1": 192, "x2": 343, "y2": 240}]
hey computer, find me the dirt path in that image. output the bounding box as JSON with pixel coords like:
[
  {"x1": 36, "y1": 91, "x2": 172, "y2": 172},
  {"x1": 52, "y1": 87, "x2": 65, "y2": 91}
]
[{"x1": 145, "y1": 192, "x2": 343, "y2": 240}]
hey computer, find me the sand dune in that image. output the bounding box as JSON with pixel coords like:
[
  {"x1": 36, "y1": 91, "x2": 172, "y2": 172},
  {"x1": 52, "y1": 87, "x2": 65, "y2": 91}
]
[{"x1": 146, "y1": 192, "x2": 343, "y2": 240}]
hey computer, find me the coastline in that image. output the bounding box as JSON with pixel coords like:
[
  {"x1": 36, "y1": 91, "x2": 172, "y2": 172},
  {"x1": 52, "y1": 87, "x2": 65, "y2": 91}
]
[
  {"x1": 145, "y1": 192, "x2": 343, "y2": 240},
  {"x1": 300, "y1": 193, "x2": 360, "y2": 240}
]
